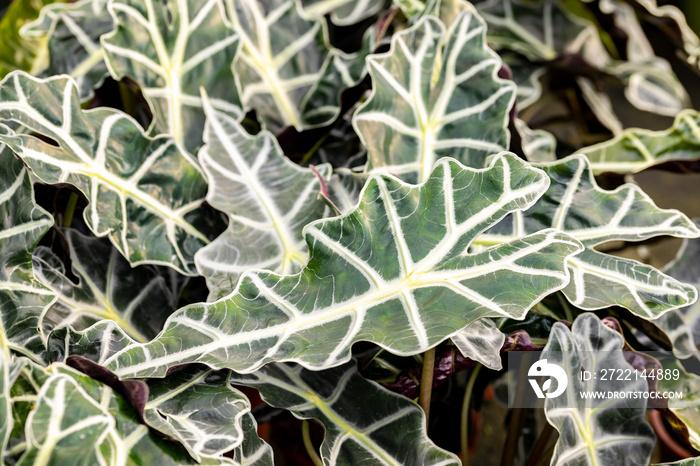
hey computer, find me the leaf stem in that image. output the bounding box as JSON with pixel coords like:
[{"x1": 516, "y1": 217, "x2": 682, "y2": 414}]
[
  {"x1": 460, "y1": 364, "x2": 482, "y2": 464},
  {"x1": 525, "y1": 423, "x2": 555, "y2": 466},
  {"x1": 62, "y1": 192, "x2": 79, "y2": 228},
  {"x1": 419, "y1": 347, "x2": 436, "y2": 423},
  {"x1": 501, "y1": 355, "x2": 532, "y2": 466},
  {"x1": 302, "y1": 420, "x2": 323, "y2": 466}
]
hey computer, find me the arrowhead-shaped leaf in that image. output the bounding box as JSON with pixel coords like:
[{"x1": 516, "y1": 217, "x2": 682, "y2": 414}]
[
  {"x1": 0, "y1": 134, "x2": 54, "y2": 362},
  {"x1": 33, "y1": 229, "x2": 177, "y2": 344},
  {"x1": 102, "y1": 0, "x2": 241, "y2": 152},
  {"x1": 477, "y1": 154, "x2": 700, "y2": 318},
  {"x1": 21, "y1": 0, "x2": 112, "y2": 100},
  {"x1": 0, "y1": 72, "x2": 212, "y2": 275},
  {"x1": 195, "y1": 100, "x2": 331, "y2": 300},
  {"x1": 232, "y1": 362, "x2": 460, "y2": 465},
  {"x1": 227, "y1": 0, "x2": 351, "y2": 132},
  {"x1": 579, "y1": 110, "x2": 700, "y2": 174},
  {"x1": 542, "y1": 313, "x2": 656, "y2": 466},
  {"x1": 103, "y1": 153, "x2": 583, "y2": 378},
  {"x1": 354, "y1": 10, "x2": 515, "y2": 183}
]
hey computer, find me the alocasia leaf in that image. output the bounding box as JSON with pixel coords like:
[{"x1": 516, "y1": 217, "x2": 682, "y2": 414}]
[
  {"x1": 476, "y1": 154, "x2": 700, "y2": 318},
  {"x1": 578, "y1": 110, "x2": 700, "y2": 174},
  {"x1": 102, "y1": 0, "x2": 241, "y2": 153},
  {"x1": 232, "y1": 362, "x2": 460, "y2": 465},
  {"x1": 450, "y1": 317, "x2": 505, "y2": 370},
  {"x1": 9, "y1": 359, "x2": 239, "y2": 465},
  {"x1": 542, "y1": 313, "x2": 656, "y2": 466},
  {"x1": 657, "y1": 358, "x2": 700, "y2": 450},
  {"x1": 354, "y1": 10, "x2": 515, "y2": 183},
  {"x1": 33, "y1": 229, "x2": 176, "y2": 344},
  {"x1": 655, "y1": 460, "x2": 700, "y2": 466},
  {"x1": 477, "y1": 0, "x2": 688, "y2": 119},
  {"x1": 232, "y1": 413, "x2": 274, "y2": 466},
  {"x1": 45, "y1": 322, "x2": 257, "y2": 463},
  {"x1": 298, "y1": 0, "x2": 384, "y2": 26},
  {"x1": 143, "y1": 366, "x2": 250, "y2": 462},
  {"x1": 47, "y1": 320, "x2": 139, "y2": 365},
  {"x1": 194, "y1": 99, "x2": 331, "y2": 300},
  {"x1": 633, "y1": 0, "x2": 700, "y2": 72},
  {"x1": 596, "y1": 0, "x2": 690, "y2": 116},
  {"x1": 20, "y1": 0, "x2": 112, "y2": 100},
  {"x1": 515, "y1": 118, "x2": 556, "y2": 163},
  {"x1": 0, "y1": 131, "x2": 54, "y2": 362},
  {"x1": 656, "y1": 222, "x2": 700, "y2": 357},
  {"x1": 16, "y1": 373, "x2": 113, "y2": 465},
  {"x1": 226, "y1": 0, "x2": 350, "y2": 132},
  {"x1": 102, "y1": 153, "x2": 583, "y2": 378},
  {"x1": 0, "y1": 72, "x2": 211, "y2": 275}
]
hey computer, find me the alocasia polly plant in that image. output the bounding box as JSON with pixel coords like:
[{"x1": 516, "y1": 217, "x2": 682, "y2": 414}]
[{"x1": 2, "y1": 0, "x2": 700, "y2": 464}]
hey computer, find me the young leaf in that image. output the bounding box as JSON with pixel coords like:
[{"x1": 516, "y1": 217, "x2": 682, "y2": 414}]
[
  {"x1": 226, "y1": 0, "x2": 348, "y2": 132},
  {"x1": 33, "y1": 229, "x2": 176, "y2": 344},
  {"x1": 476, "y1": 154, "x2": 700, "y2": 318},
  {"x1": 0, "y1": 133, "x2": 54, "y2": 362},
  {"x1": 0, "y1": 72, "x2": 211, "y2": 275},
  {"x1": 194, "y1": 100, "x2": 331, "y2": 300},
  {"x1": 354, "y1": 10, "x2": 515, "y2": 183},
  {"x1": 103, "y1": 153, "x2": 583, "y2": 378},
  {"x1": 578, "y1": 110, "x2": 700, "y2": 174},
  {"x1": 450, "y1": 317, "x2": 505, "y2": 370},
  {"x1": 232, "y1": 362, "x2": 460, "y2": 465},
  {"x1": 102, "y1": 0, "x2": 241, "y2": 152},
  {"x1": 21, "y1": 0, "x2": 112, "y2": 100},
  {"x1": 542, "y1": 313, "x2": 656, "y2": 466}
]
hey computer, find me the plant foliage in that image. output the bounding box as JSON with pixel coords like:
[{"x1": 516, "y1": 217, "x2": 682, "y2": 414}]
[{"x1": 1, "y1": 0, "x2": 700, "y2": 464}]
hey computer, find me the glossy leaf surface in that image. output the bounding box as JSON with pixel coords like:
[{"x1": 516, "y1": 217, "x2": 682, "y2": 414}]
[
  {"x1": 477, "y1": 155, "x2": 700, "y2": 318},
  {"x1": 354, "y1": 11, "x2": 515, "y2": 183},
  {"x1": 542, "y1": 313, "x2": 655, "y2": 466},
  {"x1": 104, "y1": 154, "x2": 582, "y2": 378},
  {"x1": 195, "y1": 101, "x2": 331, "y2": 300},
  {"x1": 102, "y1": 0, "x2": 241, "y2": 152},
  {"x1": 0, "y1": 72, "x2": 211, "y2": 275},
  {"x1": 0, "y1": 135, "x2": 54, "y2": 362},
  {"x1": 232, "y1": 362, "x2": 459, "y2": 465}
]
